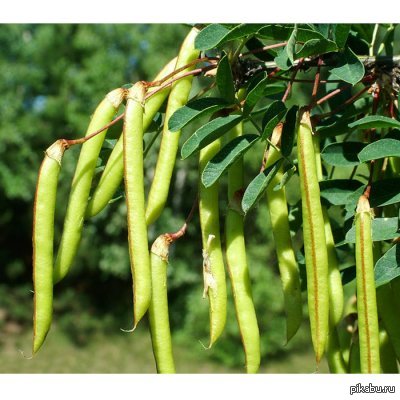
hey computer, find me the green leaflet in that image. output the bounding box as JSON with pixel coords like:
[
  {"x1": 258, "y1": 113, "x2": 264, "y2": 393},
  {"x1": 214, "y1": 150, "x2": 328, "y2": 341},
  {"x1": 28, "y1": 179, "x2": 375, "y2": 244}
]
[
  {"x1": 202, "y1": 134, "x2": 259, "y2": 188},
  {"x1": 329, "y1": 47, "x2": 365, "y2": 85},
  {"x1": 216, "y1": 53, "x2": 236, "y2": 104},
  {"x1": 195, "y1": 23, "x2": 266, "y2": 51},
  {"x1": 349, "y1": 116, "x2": 400, "y2": 131},
  {"x1": 181, "y1": 115, "x2": 243, "y2": 159},
  {"x1": 375, "y1": 245, "x2": 400, "y2": 288},
  {"x1": 168, "y1": 97, "x2": 230, "y2": 132},
  {"x1": 319, "y1": 179, "x2": 364, "y2": 206},
  {"x1": 261, "y1": 101, "x2": 287, "y2": 140},
  {"x1": 358, "y1": 138, "x2": 400, "y2": 162},
  {"x1": 296, "y1": 38, "x2": 338, "y2": 59},
  {"x1": 241, "y1": 158, "x2": 283, "y2": 214},
  {"x1": 321, "y1": 141, "x2": 365, "y2": 166}
]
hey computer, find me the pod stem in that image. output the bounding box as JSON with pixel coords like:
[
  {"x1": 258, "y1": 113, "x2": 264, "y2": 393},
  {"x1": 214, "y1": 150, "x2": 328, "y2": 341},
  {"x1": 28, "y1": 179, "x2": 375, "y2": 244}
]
[
  {"x1": 310, "y1": 58, "x2": 323, "y2": 107},
  {"x1": 65, "y1": 113, "x2": 125, "y2": 146},
  {"x1": 144, "y1": 64, "x2": 216, "y2": 101},
  {"x1": 147, "y1": 56, "x2": 218, "y2": 88},
  {"x1": 165, "y1": 196, "x2": 198, "y2": 243},
  {"x1": 281, "y1": 58, "x2": 304, "y2": 102}
]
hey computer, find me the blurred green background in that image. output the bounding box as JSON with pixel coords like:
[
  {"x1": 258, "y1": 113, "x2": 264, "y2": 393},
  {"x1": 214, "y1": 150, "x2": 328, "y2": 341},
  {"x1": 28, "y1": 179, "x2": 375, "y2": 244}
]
[{"x1": 0, "y1": 24, "x2": 332, "y2": 373}]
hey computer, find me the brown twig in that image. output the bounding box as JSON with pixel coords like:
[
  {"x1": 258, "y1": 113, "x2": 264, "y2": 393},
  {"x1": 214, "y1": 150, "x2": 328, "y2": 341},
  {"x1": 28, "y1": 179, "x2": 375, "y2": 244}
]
[
  {"x1": 145, "y1": 65, "x2": 216, "y2": 101},
  {"x1": 310, "y1": 58, "x2": 323, "y2": 107},
  {"x1": 313, "y1": 85, "x2": 371, "y2": 120},
  {"x1": 146, "y1": 57, "x2": 219, "y2": 89},
  {"x1": 270, "y1": 76, "x2": 344, "y2": 84},
  {"x1": 166, "y1": 196, "x2": 198, "y2": 242},
  {"x1": 363, "y1": 83, "x2": 381, "y2": 200},
  {"x1": 315, "y1": 84, "x2": 352, "y2": 107},
  {"x1": 240, "y1": 41, "x2": 288, "y2": 57},
  {"x1": 281, "y1": 58, "x2": 304, "y2": 102},
  {"x1": 65, "y1": 113, "x2": 125, "y2": 147}
]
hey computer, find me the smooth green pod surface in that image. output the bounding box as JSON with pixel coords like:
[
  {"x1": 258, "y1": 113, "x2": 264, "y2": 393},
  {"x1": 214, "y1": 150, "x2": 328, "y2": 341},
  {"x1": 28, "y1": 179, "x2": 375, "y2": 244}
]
[
  {"x1": 33, "y1": 140, "x2": 66, "y2": 354},
  {"x1": 225, "y1": 123, "x2": 260, "y2": 373},
  {"x1": 54, "y1": 88, "x2": 124, "y2": 283},
  {"x1": 85, "y1": 57, "x2": 178, "y2": 218},
  {"x1": 313, "y1": 135, "x2": 344, "y2": 327},
  {"x1": 149, "y1": 235, "x2": 175, "y2": 373},
  {"x1": 199, "y1": 139, "x2": 227, "y2": 347},
  {"x1": 355, "y1": 195, "x2": 380, "y2": 373},
  {"x1": 146, "y1": 27, "x2": 200, "y2": 225},
  {"x1": 297, "y1": 108, "x2": 329, "y2": 363},
  {"x1": 124, "y1": 82, "x2": 151, "y2": 328},
  {"x1": 266, "y1": 124, "x2": 303, "y2": 343}
]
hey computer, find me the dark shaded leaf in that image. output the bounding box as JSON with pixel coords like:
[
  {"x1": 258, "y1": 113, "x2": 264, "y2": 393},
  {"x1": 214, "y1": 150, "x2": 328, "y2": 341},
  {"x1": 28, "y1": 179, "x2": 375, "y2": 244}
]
[
  {"x1": 333, "y1": 25, "x2": 351, "y2": 48},
  {"x1": 168, "y1": 97, "x2": 229, "y2": 132},
  {"x1": 242, "y1": 158, "x2": 283, "y2": 214},
  {"x1": 181, "y1": 115, "x2": 242, "y2": 159},
  {"x1": 202, "y1": 134, "x2": 259, "y2": 187},
  {"x1": 358, "y1": 138, "x2": 400, "y2": 163},
  {"x1": 261, "y1": 101, "x2": 287, "y2": 140},
  {"x1": 341, "y1": 265, "x2": 356, "y2": 285},
  {"x1": 263, "y1": 83, "x2": 287, "y2": 96},
  {"x1": 329, "y1": 47, "x2": 365, "y2": 85},
  {"x1": 258, "y1": 25, "x2": 325, "y2": 42},
  {"x1": 314, "y1": 24, "x2": 331, "y2": 38},
  {"x1": 245, "y1": 37, "x2": 275, "y2": 61},
  {"x1": 274, "y1": 47, "x2": 292, "y2": 71},
  {"x1": 320, "y1": 179, "x2": 364, "y2": 205},
  {"x1": 375, "y1": 245, "x2": 400, "y2": 287},
  {"x1": 195, "y1": 23, "x2": 265, "y2": 51},
  {"x1": 216, "y1": 52, "x2": 236, "y2": 103},
  {"x1": 286, "y1": 25, "x2": 297, "y2": 64},
  {"x1": 321, "y1": 141, "x2": 365, "y2": 166},
  {"x1": 195, "y1": 24, "x2": 230, "y2": 51},
  {"x1": 243, "y1": 72, "x2": 269, "y2": 116},
  {"x1": 296, "y1": 38, "x2": 337, "y2": 58},
  {"x1": 220, "y1": 24, "x2": 265, "y2": 44},
  {"x1": 349, "y1": 115, "x2": 400, "y2": 131},
  {"x1": 347, "y1": 30, "x2": 369, "y2": 55},
  {"x1": 345, "y1": 178, "x2": 400, "y2": 219},
  {"x1": 281, "y1": 106, "x2": 298, "y2": 157}
]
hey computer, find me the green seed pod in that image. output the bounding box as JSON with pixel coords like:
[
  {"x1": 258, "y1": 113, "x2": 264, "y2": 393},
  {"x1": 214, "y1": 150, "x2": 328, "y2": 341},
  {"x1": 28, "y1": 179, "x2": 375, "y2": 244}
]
[
  {"x1": 33, "y1": 139, "x2": 67, "y2": 354},
  {"x1": 312, "y1": 134, "x2": 344, "y2": 327},
  {"x1": 54, "y1": 88, "x2": 124, "y2": 283},
  {"x1": 225, "y1": 122, "x2": 260, "y2": 373},
  {"x1": 326, "y1": 327, "x2": 348, "y2": 373},
  {"x1": 199, "y1": 139, "x2": 227, "y2": 348},
  {"x1": 85, "y1": 57, "x2": 178, "y2": 218},
  {"x1": 146, "y1": 27, "x2": 200, "y2": 225},
  {"x1": 266, "y1": 124, "x2": 302, "y2": 343},
  {"x1": 297, "y1": 108, "x2": 329, "y2": 363},
  {"x1": 124, "y1": 82, "x2": 151, "y2": 328},
  {"x1": 355, "y1": 194, "x2": 380, "y2": 374},
  {"x1": 149, "y1": 234, "x2": 176, "y2": 373}
]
